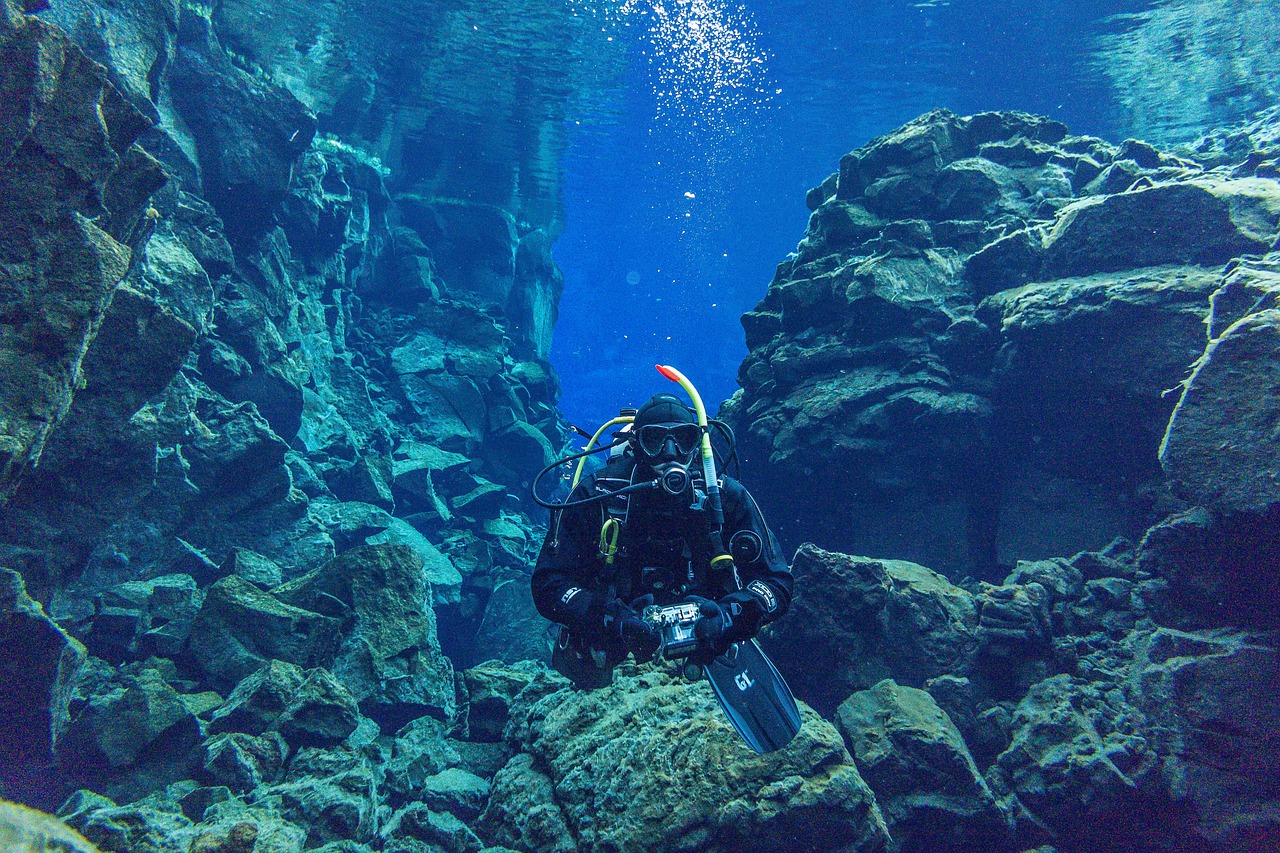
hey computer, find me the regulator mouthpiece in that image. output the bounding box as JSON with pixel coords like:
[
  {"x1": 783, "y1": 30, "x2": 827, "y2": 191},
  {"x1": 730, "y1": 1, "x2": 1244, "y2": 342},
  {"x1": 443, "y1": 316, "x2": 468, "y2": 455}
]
[{"x1": 659, "y1": 465, "x2": 691, "y2": 496}]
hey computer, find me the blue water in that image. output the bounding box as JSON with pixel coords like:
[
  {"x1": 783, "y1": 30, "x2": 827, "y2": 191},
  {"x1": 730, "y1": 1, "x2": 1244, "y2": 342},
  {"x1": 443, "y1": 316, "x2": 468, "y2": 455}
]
[{"x1": 549, "y1": 0, "x2": 1160, "y2": 428}]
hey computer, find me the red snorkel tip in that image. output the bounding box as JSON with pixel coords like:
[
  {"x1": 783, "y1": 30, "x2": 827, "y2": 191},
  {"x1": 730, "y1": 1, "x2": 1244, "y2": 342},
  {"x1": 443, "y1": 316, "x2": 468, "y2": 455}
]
[{"x1": 656, "y1": 364, "x2": 679, "y2": 382}]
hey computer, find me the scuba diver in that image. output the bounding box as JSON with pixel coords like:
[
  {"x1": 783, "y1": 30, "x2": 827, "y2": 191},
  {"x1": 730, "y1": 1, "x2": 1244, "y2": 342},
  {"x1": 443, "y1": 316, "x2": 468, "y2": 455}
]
[{"x1": 530, "y1": 367, "x2": 798, "y2": 755}]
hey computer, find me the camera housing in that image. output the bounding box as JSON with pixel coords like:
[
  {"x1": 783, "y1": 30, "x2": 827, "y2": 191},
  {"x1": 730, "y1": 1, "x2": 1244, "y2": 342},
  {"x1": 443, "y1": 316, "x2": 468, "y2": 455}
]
[{"x1": 642, "y1": 601, "x2": 702, "y2": 658}]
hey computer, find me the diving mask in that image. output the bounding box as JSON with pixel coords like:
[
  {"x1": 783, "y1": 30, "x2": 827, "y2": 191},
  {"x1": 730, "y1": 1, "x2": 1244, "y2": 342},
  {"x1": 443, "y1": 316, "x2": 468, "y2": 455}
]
[{"x1": 635, "y1": 423, "x2": 702, "y2": 459}]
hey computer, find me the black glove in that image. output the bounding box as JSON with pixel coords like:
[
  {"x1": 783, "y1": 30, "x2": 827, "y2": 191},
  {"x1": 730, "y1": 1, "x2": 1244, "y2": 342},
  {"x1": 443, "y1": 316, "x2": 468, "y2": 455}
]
[
  {"x1": 684, "y1": 595, "x2": 748, "y2": 663},
  {"x1": 602, "y1": 597, "x2": 661, "y2": 663}
]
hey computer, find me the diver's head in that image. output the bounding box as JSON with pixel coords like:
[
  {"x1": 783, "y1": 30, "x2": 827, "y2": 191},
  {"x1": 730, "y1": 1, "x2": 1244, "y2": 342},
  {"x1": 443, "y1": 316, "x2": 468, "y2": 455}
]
[{"x1": 630, "y1": 394, "x2": 701, "y2": 484}]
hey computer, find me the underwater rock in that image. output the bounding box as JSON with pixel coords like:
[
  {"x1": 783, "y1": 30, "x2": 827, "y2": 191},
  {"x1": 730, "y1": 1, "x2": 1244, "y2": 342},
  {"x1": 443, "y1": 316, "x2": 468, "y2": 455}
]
[
  {"x1": 397, "y1": 197, "x2": 519, "y2": 309},
  {"x1": 188, "y1": 576, "x2": 343, "y2": 689},
  {"x1": 764, "y1": 543, "x2": 978, "y2": 716},
  {"x1": 207, "y1": 659, "x2": 308, "y2": 738},
  {"x1": 36, "y1": 0, "x2": 179, "y2": 126},
  {"x1": 201, "y1": 731, "x2": 289, "y2": 794},
  {"x1": 264, "y1": 764, "x2": 380, "y2": 848},
  {"x1": 490, "y1": 664, "x2": 890, "y2": 853},
  {"x1": 1040, "y1": 179, "x2": 1280, "y2": 278},
  {"x1": 1137, "y1": 506, "x2": 1280, "y2": 629},
  {"x1": 220, "y1": 548, "x2": 284, "y2": 589},
  {"x1": 459, "y1": 660, "x2": 542, "y2": 744},
  {"x1": 382, "y1": 803, "x2": 484, "y2": 853},
  {"x1": 382, "y1": 716, "x2": 467, "y2": 807},
  {"x1": 995, "y1": 674, "x2": 1160, "y2": 853},
  {"x1": 1161, "y1": 300, "x2": 1280, "y2": 516},
  {"x1": 59, "y1": 789, "x2": 194, "y2": 853},
  {"x1": 206, "y1": 659, "x2": 361, "y2": 750},
  {"x1": 55, "y1": 662, "x2": 204, "y2": 801},
  {"x1": 272, "y1": 544, "x2": 457, "y2": 727},
  {"x1": 415, "y1": 769, "x2": 491, "y2": 824},
  {"x1": 363, "y1": 520, "x2": 465, "y2": 605},
  {"x1": 187, "y1": 820, "x2": 259, "y2": 853},
  {"x1": 0, "y1": 798, "x2": 102, "y2": 853},
  {"x1": 923, "y1": 675, "x2": 1013, "y2": 771},
  {"x1": 725, "y1": 107, "x2": 1280, "y2": 574},
  {"x1": 0, "y1": 3, "x2": 163, "y2": 504},
  {"x1": 86, "y1": 573, "x2": 202, "y2": 662},
  {"x1": 836, "y1": 679, "x2": 1014, "y2": 853},
  {"x1": 471, "y1": 574, "x2": 550, "y2": 667},
  {"x1": 168, "y1": 10, "x2": 316, "y2": 244},
  {"x1": 977, "y1": 263, "x2": 1217, "y2": 542},
  {"x1": 0, "y1": 569, "x2": 86, "y2": 792},
  {"x1": 1128, "y1": 628, "x2": 1280, "y2": 852},
  {"x1": 477, "y1": 753, "x2": 575, "y2": 853},
  {"x1": 60, "y1": 786, "x2": 315, "y2": 853},
  {"x1": 974, "y1": 581, "x2": 1051, "y2": 650}
]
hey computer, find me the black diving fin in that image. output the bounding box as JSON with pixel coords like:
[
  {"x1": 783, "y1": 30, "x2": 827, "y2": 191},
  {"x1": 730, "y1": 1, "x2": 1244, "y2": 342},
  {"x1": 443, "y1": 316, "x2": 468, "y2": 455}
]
[{"x1": 702, "y1": 639, "x2": 802, "y2": 754}]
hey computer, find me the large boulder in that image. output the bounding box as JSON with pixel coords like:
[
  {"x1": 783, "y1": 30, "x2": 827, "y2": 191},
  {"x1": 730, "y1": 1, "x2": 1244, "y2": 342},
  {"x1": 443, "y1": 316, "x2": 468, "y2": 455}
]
[
  {"x1": 1128, "y1": 629, "x2": 1280, "y2": 852},
  {"x1": 995, "y1": 674, "x2": 1161, "y2": 853},
  {"x1": 55, "y1": 663, "x2": 205, "y2": 801},
  {"x1": 836, "y1": 680, "x2": 1014, "y2": 852},
  {"x1": 1041, "y1": 178, "x2": 1280, "y2": 278},
  {"x1": 0, "y1": 569, "x2": 85, "y2": 799},
  {"x1": 0, "y1": 799, "x2": 102, "y2": 853},
  {"x1": 1161, "y1": 305, "x2": 1280, "y2": 516},
  {"x1": 488, "y1": 665, "x2": 891, "y2": 853},
  {"x1": 188, "y1": 575, "x2": 344, "y2": 690},
  {"x1": 272, "y1": 544, "x2": 457, "y2": 728},
  {"x1": 764, "y1": 544, "x2": 978, "y2": 716},
  {"x1": 477, "y1": 754, "x2": 575, "y2": 853},
  {"x1": 1149, "y1": 256, "x2": 1280, "y2": 628},
  {"x1": 84, "y1": 573, "x2": 203, "y2": 663}
]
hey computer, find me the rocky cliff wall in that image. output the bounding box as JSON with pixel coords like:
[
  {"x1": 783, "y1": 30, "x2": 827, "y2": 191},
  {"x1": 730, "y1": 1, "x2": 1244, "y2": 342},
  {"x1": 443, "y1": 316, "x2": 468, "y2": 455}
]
[
  {"x1": 723, "y1": 107, "x2": 1280, "y2": 580},
  {"x1": 714, "y1": 104, "x2": 1280, "y2": 853},
  {"x1": 4, "y1": 2, "x2": 1280, "y2": 851},
  {"x1": 0, "y1": 0, "x2": 607, "y2": 697}
]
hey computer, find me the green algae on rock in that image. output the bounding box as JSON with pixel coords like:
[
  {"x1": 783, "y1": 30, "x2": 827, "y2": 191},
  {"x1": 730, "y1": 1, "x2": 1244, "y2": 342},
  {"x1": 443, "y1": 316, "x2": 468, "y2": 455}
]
[
  {"x1": 488, "y1": 665, "x2": 891, "y2": 853},
  {"x1": 0, "y1": 799, "x2": 102, "y2": 853}
]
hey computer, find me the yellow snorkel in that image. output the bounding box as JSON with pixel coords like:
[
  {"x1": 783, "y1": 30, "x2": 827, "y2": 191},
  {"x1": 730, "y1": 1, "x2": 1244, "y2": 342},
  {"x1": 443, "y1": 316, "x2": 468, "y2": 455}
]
[{"x1": 655, "y1": 364, "x2": 724, "y2": 530}]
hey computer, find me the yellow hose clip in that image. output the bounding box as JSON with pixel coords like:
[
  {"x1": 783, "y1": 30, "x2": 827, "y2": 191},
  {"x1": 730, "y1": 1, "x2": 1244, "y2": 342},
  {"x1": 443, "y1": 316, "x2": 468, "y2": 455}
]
[
  {"x1": 710, "y1": 554, "x2": 735, "y2": 570},
  {"x1": 599, "y1": 517, "x2": 620, "y2": 565}
]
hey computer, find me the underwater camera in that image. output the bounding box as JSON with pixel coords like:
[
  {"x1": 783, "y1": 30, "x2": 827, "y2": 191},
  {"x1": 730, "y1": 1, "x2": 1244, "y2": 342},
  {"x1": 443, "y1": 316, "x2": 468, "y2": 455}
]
[{"x1": 642, "y1": 601, "x2": 703, "y2": 659}]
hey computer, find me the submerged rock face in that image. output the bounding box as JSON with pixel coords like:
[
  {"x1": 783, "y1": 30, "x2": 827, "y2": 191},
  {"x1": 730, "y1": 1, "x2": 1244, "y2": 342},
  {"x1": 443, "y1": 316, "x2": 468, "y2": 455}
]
[
  {"x1": 836, "y1": 679, "x2": 1013, "y2": 853},
  {"x1": 724, "y1": 108, "x2": 1280, "y2": 576},
  {"x1": 0, "y1": 0, "x2": 606, "y2": 819},
  {"x1": 0, "y1": 569, "x2": 85, "y2": 799},
  {"x1": 766, "y1": 539, "x2": 1280, "y2": 853},
  {"x1": 0, "y1": 0, "x2": 584, "y2": 676},
  {"x1": 728, "y1": 112, "x2": 1279, "y2": 853},
  {"x1": 0, "y1": 4, "x2": 167, "y2": 504},
  {"x1": 484, "y1": 665, "x2": 891, "y2": 853}
]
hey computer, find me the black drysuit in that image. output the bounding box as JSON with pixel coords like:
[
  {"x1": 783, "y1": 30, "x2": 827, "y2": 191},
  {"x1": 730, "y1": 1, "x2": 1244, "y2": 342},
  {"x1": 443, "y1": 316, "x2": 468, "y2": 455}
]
[{"x1": 532, "y1": 453, "x2": 792, "y2": 674}]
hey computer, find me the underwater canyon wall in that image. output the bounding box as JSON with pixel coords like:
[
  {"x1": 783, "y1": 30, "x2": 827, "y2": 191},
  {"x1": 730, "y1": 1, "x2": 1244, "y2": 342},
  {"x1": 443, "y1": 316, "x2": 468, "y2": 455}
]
[
  {"x1": 724, "y1": 105, "x2": 1280, "y2": 852},
  {"x1": 724, "y1": 107, "x2": 1280, "y2": 583},
  {"x1": 0, "y1": 0, "x2": 615, "y2": 808},
  {"x1": 4, "y1": 1, "x2": 1280, "y2": 852},
  {"x1": 0, "y1": 0, "x2": 613, "y2": 669}
]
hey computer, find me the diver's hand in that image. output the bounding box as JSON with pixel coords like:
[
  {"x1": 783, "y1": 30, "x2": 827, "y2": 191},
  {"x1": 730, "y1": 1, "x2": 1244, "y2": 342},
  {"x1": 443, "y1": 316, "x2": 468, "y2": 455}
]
[
  {"x1": 685, "y1": 595, "x2": 739, "y2": 662},
  {"x1": 603, "y1": 597, "x2": 660, "y2": 663}
]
